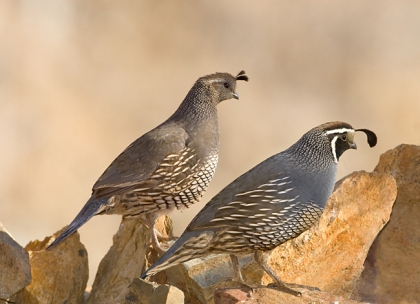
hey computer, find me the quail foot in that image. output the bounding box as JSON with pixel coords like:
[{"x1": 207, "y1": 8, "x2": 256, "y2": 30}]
[
  {"x1": 140, "y1": 121, "x2": 377, "y2": 295},
  {"x1": 47, "y1": 71, "x2": 249, "y2": 254}
]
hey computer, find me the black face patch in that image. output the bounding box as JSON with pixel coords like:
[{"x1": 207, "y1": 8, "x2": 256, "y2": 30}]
[
  {"x1": 324, "y1": 128, "x2": 355, "y2": 163},
  {"x1": 333, "y1": 134, "x2": 353, "y2": 161}
]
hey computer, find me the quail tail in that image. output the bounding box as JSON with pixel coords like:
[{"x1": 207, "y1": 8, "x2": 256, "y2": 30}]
[
  {"x1": 46, "y1": 197, "x2": 107, "y2": 250},
  {"x1": 140, "y1": 230, "x2": 213, "y2": 279}
]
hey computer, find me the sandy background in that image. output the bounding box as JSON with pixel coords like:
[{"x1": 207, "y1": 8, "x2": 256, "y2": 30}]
[{"x1": 1, "y1": 1, "x2": 419, "y2": 286}]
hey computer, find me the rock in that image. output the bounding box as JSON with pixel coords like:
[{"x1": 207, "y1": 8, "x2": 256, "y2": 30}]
[
  {"x1": 86, "y1": 218, "x2": 149, "y2": 304},
  {"x1": 262, "y1": 171, "x2": 396, "y2": 298},
  {"x1": 114, "y1": 278, "x2": 184, "y2": 304},
  {"x1": 352, "y1": 144, "x2": 420, "y2": 303},
  {"x1": 214, "y1": 286, "x2": 365, "y2": 304},
  {"x1": 0, "y1": 222, "x2": 31, "y2": 300},
  {"x1": 165, "y1": 254, "x2": 262, "y2": 304},
  {"x1": 87, "y1": 216, "x2": 173, "y2": 304},
  {"x1": 165, "y1": 171, "x2": 396, "y2": 303},
  {"x1": 12, "y1": 227, "x2": 88, "y2": 304}
]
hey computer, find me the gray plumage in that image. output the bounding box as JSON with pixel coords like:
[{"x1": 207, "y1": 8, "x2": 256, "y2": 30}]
[
  {"x1": 47, "y1": 71, "x2": 249, "y2": 252},
  {"x1": 140, "y1": 121, "x2": 377, "y2": 296}
]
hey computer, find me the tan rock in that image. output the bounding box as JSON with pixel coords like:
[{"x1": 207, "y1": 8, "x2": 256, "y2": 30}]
[
  {"x1": 115, "y1": 278, "x2": 184, "y2": 304},
  {"x1": 352, "y1": 144, "x2": 420, "y2": 303},
  {"x1": 165, "y1": 171, "x2": 396, "y2": 302},
  {"x1": 214, "y1": 286, "x2": 365, "y2": 304},
  {"x1": 165, "y1": 254, "x2": 235, "y2": 304},
  {"x1": 165, "y1": 254, "x2": 263, "y2": 304},
  {"x1": 87, "y1": 216, "x2": 173, "y2": 304},
  {"x1": 0, "y1": 222, "x2": 31, "y2": 300},
  {"x1": 263, "y1": 171, "x2": 396, "y2": 297},
  {"x1": 12, "y1": 227, "x2": 88, "y2": 304}
]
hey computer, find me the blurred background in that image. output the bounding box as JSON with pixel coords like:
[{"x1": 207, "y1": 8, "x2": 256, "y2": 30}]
[{"x1": 1, "y1": 0, "x2": 419, "y2": 286}]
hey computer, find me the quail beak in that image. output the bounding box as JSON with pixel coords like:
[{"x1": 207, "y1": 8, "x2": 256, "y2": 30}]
[
  {"x1": 232, "y1": 92, "x2": 239, "y2": 99},
  {"x1": 349, "y1": 142, "x2": 357, "y2": 150}
]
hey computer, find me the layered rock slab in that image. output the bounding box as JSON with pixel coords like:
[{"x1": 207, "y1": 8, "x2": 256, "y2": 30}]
[
  {"x1": 115, "y1": 278, "x2": 184, "y2": 304},
  {"x1": 352, "y1": 144, "x2": 420, "y2": 303},
  {"x1": 214, "y1": 286, "x2": 364, "y2": 304},
  {"x1": 12, "y1": 228, "x2": 88, "y2": 304},
  {"x1": 87, "y1": 216, "x2": 173, "y2": 303},
  {"x1": 0, "y1": 222, "x2": 31, "y2": 300}
]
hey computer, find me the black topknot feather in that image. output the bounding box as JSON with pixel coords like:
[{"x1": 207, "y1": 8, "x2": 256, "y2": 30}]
[
  {"x1": 356, "y1": 129, "x2": 377, "y2": 147},
  {"x1": 235, "y1": 70, "x2": 249, "y2": 82}
]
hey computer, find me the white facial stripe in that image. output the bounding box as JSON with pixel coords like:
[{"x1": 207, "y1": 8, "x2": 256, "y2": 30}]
[
  {"x1": 330, "y1": 136, "x2": 339, "y2": 163},
  {"x1": 208, "y1": 79, "x2": 224, "y2": 84},
  {"x1": 325, "y1": 128, "x2": 355, "y2": 135}
]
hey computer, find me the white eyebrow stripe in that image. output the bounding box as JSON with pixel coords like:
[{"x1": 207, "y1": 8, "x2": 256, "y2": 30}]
[
  {"x1": 324, "y1": 128, "x2": 354, "y2": 135},
  {"x1": 208, "y1": 79, "x2": 225, "y2": 84}
]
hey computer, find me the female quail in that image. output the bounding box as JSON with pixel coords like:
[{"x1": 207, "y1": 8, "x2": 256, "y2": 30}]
[
  {"x1": 140, "y1": 121, "x2": 377, "y2": 295},
  {"x1": 47, "y1": 71, "x2": 249, "y2": 254}
]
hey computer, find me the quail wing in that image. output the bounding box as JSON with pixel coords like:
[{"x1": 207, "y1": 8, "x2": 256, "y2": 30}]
[{"x1": 92, "y1": 123, "x2": 191, "y2": 198}]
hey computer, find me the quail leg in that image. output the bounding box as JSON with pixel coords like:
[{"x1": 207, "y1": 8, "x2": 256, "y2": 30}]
[
  {"x1": 228, "y1": 254, "x2": 260, "y2": 295},
  {"x1": 230, "y1": 254, "x2": 246, "y2": 283},
  {"x1": 254, "y1": 251, "x2": 303, "y2": 297},
  {"x1": 254, "y1": 251, "x2": 320, "y2": 296},
  {"x1": 145, "y1": 213, "x2": 167, "y2": 256},
  {"x1": 155, "y1": 229, "x2": 179, "y2": 243}
]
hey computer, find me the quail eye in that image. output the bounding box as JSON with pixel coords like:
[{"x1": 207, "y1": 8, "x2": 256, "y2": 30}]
[
  {"x1": 340, "y1": 134, "x2": 347, "y2": 141},
  {"x1": 223, "y1": 82, "x2": 229, "y2": 88}
]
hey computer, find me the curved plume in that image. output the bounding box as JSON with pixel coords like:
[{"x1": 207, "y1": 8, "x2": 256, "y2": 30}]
[{"x1": 356, "y1": 129, "x2": 377, "y2": 147}]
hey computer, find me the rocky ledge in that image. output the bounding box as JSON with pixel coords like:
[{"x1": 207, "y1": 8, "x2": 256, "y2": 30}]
[{"x1": 1, "y1": 144, "x2": 419, "y2": 304}]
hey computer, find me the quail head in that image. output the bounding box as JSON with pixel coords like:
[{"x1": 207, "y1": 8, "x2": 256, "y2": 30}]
[
  {"x1": 47, "y1": 71, "x2": 249, "y2": 254},
  {"x1": 140, "y1": 121, "x2": 377, "y2": 296}
]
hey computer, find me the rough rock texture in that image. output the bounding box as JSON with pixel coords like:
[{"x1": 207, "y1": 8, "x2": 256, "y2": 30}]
[
  {"x1": 164, "y1": 171, "x2": 397, "y2": 303},
  {"x1": 12, "y1": 227, "x2": 88, "y2": 304},
  {"x1": 0, "y1": 222, "x2": 31, "y2": 300},
  {"x1": 164, "y1": 254, "x2": 262, "y2": 304},
  {"x1": 352, "y1": 144, "x2": 420, "y2": 303},
  {"x1": 87, "y1": 216, "x2": 173, "y2": 304},
  {"x1": 214, "y1": 286, "x2": 364, "y2": 304},
  {"x1": 114, "y1": 278, "x2": 184, "y2": 304}
]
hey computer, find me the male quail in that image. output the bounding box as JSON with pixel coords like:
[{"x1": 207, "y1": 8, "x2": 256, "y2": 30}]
[
  {"x1": 140, "y1": 121, "x2": 377, "y2": 296},
  {"x1": 47, "y1": 71, "x2": 249, "y2": 253}
]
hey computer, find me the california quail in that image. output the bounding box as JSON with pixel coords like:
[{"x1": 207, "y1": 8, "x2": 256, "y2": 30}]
[
  {"x1": 47, "y1": 71, "x2": 249, "y2": 253},
  {"x1": 140, "y1": 121, "x2": 377, "y2": 296}
]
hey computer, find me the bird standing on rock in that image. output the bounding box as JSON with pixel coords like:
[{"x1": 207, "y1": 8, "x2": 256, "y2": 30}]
[
  {"x1": 47, "y1": 71, "x2": 249, "y2": 254},
  {"x1": 140, "y1": 121, "x2": 377, "y2": 296}
]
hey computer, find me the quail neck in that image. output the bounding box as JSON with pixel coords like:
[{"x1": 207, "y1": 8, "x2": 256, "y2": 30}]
[
  {"x1": 285, "y1": 122, "x2": 356, "y2": 172},
  {"x1": 171, "y1": 83, "x2": 219, "y2": 131},
  {"x1": 170, "y1": 73, "x2": 240, "y2": 128}
]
